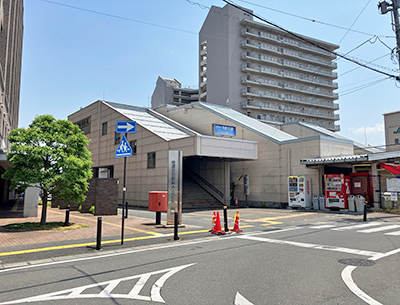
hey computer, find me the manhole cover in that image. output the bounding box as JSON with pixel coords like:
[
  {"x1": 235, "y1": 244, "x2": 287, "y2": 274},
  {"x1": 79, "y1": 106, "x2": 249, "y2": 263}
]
[{"x1": 338, "y1": 258, "x2": 375, "y2": 267}]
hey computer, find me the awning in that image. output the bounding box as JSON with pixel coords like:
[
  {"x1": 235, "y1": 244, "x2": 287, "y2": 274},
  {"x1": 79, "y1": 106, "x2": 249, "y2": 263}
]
[{"x1": 380, "y1": 163, "x2": 400, "y2": 174}]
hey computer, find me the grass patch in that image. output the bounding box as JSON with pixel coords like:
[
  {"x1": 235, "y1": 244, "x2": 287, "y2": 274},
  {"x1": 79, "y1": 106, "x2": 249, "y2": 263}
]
[
  {"x1": 382, "y1": 208, "x2": 400, "y2": 214},
  {"x1": 3, "y1": 222, "x2": 89, "y2": 231}
]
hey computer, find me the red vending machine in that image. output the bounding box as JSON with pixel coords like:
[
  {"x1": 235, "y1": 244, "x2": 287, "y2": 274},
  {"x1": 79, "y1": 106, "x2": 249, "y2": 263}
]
[{"x1": 324, "y1": 174, "x2": 351, "y2": 209}]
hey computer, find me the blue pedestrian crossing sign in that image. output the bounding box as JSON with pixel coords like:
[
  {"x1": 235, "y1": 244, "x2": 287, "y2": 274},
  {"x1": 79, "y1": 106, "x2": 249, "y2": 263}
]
[
  {"x1": 116, "y1": 121, "x2": 136, "y2": 133},
  {"x1": 115, "y1": 135, "x2": 133, "y2": 158}
]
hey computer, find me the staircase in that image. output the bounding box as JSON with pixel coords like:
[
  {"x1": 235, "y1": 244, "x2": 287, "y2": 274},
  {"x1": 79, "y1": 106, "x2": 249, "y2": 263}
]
[{"x1": 182, "y1": 176, "x2": 223, "y2": 209}]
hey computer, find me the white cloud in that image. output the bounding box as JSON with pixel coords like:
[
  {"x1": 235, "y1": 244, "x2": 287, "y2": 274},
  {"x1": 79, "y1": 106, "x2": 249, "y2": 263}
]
[{"x1": 349, "y1": 123, "x2": 384, "y2": 135}]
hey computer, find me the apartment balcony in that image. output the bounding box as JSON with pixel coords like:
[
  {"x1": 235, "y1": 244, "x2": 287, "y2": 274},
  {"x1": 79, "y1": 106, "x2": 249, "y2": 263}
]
[
  {"x1": 240, "y1": 40, "x2": 337, "y2": 69},
  {"x1": 240, "y1": 51, "x2": 337, "y2": 79},
  {"x1": 240, "y1": 21, "x2": 336, "y2": 59},
  {"x1": 240, "y1": 76, "x2": 339, "y2": 102},
  {"x1": 240, "y1": 96, "x2": 340, "y2": 121},
  {"x1": 240, "y1": 63, "x2": 339, "y2": 91}
]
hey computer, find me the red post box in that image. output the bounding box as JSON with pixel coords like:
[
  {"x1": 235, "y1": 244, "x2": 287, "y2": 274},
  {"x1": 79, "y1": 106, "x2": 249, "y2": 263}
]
[{"x1": 148, "y1": 191, "x2": 168, "y2": 212}]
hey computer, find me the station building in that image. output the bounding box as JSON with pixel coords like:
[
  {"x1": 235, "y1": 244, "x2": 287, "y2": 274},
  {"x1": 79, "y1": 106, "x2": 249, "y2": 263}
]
[{"x1": 69, "y1": 100, "x2": 400, "y2": 210}]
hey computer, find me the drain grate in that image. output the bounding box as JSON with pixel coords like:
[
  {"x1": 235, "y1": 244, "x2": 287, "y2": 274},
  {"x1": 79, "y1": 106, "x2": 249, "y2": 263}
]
[{"x1": 338, "y1": 258, "x2": 376, "y2": 267}]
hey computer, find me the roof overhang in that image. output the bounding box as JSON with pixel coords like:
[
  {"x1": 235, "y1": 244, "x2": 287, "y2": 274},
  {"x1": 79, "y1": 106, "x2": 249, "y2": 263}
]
[
  {"x1": 300, "y1": 155, "x2": 368, "y2": 165},
  {"x1": 170, "y1": 135, "x2": 257, "y2": 160}
]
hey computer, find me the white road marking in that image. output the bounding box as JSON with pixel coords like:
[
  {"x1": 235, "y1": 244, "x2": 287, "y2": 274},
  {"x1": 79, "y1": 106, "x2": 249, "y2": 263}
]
[
  {"x1": 235, "y1": 292, "x2": 254, "y2": 305},
  {"x1": 384, "y1": 230, "x2": 400, "y2": 236},
  {"x1": 332, "y1": 222, "x2": 383, "y2": 231},
  {"x1": 309, "y1": 224, "x2": 336, "y2": 229},
  {"x1": 341, "y1": 266, "x2": 383, "y2": 305},
  {"x1": 0, "y1": 263, "x2": 195, "y2": 304},
  {"x1": 236, "y1": 235, "x2": 382, "y2": 257},
  {"x1": 357, "y1": 224, "x2": 400, "y2": 233}
]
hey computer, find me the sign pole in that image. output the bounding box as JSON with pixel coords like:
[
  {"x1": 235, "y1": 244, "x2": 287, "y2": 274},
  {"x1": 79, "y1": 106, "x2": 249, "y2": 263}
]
[{"x1": 121, "y1": 133, "x2": 127, "y2": 245}]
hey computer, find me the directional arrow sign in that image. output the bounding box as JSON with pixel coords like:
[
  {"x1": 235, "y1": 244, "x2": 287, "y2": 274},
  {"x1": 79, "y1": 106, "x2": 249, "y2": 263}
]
[
  {"x1": 116, "y1": 121, "x2": 136, "y2": 133},
  {"x1": 115, "y1": 135, "x2": 132, "y2": 158}
]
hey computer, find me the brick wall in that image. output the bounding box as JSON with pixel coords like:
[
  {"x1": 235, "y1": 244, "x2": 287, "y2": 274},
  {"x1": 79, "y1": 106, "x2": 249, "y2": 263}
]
[{"x1": 52, "y1": 178, "x2": 118, "y2": 215}]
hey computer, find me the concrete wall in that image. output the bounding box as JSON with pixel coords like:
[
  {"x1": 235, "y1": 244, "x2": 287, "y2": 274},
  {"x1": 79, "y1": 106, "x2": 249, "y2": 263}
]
[
  {"x1": 384, "y1": 110, "x2": 400, "y2": 151},
  {"x1": 69, "y1": 101, "x2": 170, "y2": 208}
]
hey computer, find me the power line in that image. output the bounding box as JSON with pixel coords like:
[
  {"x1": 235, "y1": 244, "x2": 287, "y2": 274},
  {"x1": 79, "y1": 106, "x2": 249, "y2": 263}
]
[
  {"x1": 222, "y1": 0, "x2": 400, "y2": 81},
  {"x1": 39, "y1": 0, "x2": 197, "y2": 35},
  {"x1": 236, "y1": 0, "x2": 393, "y2": 38},
  {"x1": 337, "y1": 0, "x2": 372, "y2": 44},
  {"x1": 339, "y1": 77, "x2": 390, "y2": 96}
]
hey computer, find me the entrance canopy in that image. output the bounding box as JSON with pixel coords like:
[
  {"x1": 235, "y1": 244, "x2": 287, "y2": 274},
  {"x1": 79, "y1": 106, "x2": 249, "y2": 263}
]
[{"x1": 380, "y1": 163, "x2": 400, "y2": 175}]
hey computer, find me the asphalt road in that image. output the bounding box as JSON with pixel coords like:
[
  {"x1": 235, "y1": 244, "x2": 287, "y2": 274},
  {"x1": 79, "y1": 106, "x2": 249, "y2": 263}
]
[{"x1": 0, "y1": 210, "x2": 399, "y2": 304}]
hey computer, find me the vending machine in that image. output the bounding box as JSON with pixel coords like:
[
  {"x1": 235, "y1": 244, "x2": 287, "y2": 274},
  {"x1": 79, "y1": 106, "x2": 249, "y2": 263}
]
[
  {"x1": 324, "y1": 174, "x2": 351, "y2": 209},
  {"x1": 288, "y1": 176, "x2": 312, "y2": 208}
]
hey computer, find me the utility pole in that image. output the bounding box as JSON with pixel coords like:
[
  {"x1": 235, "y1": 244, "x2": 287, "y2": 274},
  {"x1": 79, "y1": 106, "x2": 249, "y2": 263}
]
[{"x1": 378, "y1": 0, "x2": 400, "y2": 74}]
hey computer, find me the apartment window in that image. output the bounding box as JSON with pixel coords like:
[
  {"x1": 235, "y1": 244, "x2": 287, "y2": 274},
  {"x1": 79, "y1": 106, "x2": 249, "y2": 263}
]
[
  {"x1": 114, "y1": 132, "x2": 121, "y2": 145},
  {"x1": 75, "y1": 116, "x2": 91, "y2": 134},
  {"x1": 129, "y1": 140, "x2": 137, "y2": 155},
  {"x1": 258, "y1": 54, "x2": 261, "y2": 60},
  {"x1": 258, "y1": 31, "x2": 261, "y2": 36},
  {"x1": 102, "y1": 122, "x2": 108, "y2": 135},
  {"x1": 147, "y1": 152, "x2": 156, "y2": 169},
  {"x1": 258, "y1": 42, "x2": 261, "y2": 48},
  {"x1": 258, "y1": 65, "x2": 262, "y2": 72}
]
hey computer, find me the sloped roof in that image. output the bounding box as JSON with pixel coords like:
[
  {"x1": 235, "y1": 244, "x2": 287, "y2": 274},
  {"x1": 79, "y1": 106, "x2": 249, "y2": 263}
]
[
  {"x1": 297, "y1": 121, "x2": 384, "y2": 153},
  {"x1": 197, "y1": 102, "x2": 297, "y2": 143},
  {"x1": 106, "y1": 102, "x2": 196, "y2": 141}
]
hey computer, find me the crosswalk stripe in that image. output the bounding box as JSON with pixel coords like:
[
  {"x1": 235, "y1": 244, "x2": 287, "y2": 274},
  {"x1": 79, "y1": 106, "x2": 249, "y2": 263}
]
[
  {"x1": 384, "y1": 230, "x2": 400, "y2": 236},
  {"x1": 332, "y1": 222, "x2": 383, "y2": 231},
  {"x1": 358, "y1": 225, "x2": 400, "y2": 233}
]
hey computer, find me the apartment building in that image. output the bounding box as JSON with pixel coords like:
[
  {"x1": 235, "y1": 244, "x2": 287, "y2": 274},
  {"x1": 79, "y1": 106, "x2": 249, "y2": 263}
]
[
  {"x1": 151, "y1": 76, "x2": 199, "y2": 109},
  {"x1": 199, "y1": 4, "x2": 340, "y2": 132},
  {"x1": 0, "y1": 0, "x2": 23, "y2": 146}
]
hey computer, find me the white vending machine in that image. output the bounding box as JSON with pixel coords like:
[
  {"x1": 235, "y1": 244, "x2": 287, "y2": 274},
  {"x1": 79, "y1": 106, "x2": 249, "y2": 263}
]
[{"x1": 288, "y1": 176, "x2": 312, "y2": 208}]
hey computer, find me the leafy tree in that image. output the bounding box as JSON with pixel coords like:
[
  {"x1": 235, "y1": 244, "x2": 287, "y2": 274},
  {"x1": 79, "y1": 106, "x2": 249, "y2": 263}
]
[{"x1": 2, "y1": 115, "x2": 93, "y2": 225}]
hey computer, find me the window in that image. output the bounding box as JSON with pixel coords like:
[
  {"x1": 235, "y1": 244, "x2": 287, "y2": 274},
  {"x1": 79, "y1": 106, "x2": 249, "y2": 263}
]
[
  {"x1": 102, "y1": 122, "x2": 107, "y2": 135},
  {"x1": 114, "y1": 132, "x2": 121, "y2": 145},
  {"x1": 395, "y1": 139, "x2": 399, "y2": 145},
  {"x1": 129, "y1": 140, "x2": 137, "y2": 155},
  {"x1": 75, "y1": 117, "x2": 91, "y2": 134},
  {"x1": 147, "y1": 152, "x2": 156, "y2": 168}
]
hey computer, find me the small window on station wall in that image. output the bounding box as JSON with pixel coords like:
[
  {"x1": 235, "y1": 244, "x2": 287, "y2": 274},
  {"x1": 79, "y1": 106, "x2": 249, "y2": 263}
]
[
  {"x1": 114, "y1": 132, "x2": 121, "y2": 145},
  {"x1": 102, "y1": 122, "x2": 108, "y2": 135},
  {"x1": 147, "y1": 152, "x2": 156, "y2": 169},
  {"x1": 129, "y1": 140, "x2": 137, "y2": 155},
  {"x1": 395, "y1": 139, "x2": 399, "y2": 145}
]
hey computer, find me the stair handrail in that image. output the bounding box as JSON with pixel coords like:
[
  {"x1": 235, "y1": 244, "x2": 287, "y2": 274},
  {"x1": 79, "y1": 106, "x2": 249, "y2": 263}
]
[{"x1": 184, "y1": 165, "x2": 224, "y2": 204}]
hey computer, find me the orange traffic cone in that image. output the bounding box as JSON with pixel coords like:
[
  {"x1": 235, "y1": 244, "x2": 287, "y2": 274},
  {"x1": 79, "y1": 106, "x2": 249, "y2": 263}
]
[
  {"x1": 212, "y1": 211, "x2": 226, "y2": 235},
  {"x1": 230, "y1": 211, "x2": 243, "y2": 233},
  {"x1": 209, "y1": 211, "x2": 216, "y2": 232}
]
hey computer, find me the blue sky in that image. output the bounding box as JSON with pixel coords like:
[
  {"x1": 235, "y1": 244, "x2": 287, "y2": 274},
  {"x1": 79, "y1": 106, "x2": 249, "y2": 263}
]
[{"x1": 21, "y1": 0, "x2": 399, "y2": 147}]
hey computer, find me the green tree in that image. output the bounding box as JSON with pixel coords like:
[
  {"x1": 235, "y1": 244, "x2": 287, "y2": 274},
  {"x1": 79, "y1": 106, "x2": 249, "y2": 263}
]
[{"x1": 2, "y1": 115, "x2": 93, "y2": 225}]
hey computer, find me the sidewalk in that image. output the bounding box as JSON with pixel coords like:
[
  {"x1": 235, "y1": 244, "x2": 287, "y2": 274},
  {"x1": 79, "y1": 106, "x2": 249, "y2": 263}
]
[{"x1": 0, "y1": 205, "x2": 175, "y2": 249}]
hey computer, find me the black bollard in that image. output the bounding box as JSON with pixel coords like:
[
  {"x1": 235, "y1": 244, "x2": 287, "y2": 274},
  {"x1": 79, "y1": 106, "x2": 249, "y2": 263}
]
[
  {"x1": 363, "y1": 203, "x2": 367, "y2": 222},
  {"x1": 125, "y1": 201, "x2": 128, "y2": 219},
  {"x1": 96, "y1": 217, "x2": 102, "y2": 250},
  {"x1": 64, "y1": 208, "x2": 70, "y2": 226},
  {"x1": 223, "y1": 206, "x2": 229, "y2": 232},
  {"x1": 174, "y1": 212, "x2": 180, "y2": 240},
  {"x1": 156, "y1": 211, "x2": 161, "y2": 225}
]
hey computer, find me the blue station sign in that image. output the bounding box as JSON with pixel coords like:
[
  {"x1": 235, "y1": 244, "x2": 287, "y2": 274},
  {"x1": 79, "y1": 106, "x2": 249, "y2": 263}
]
[{"x1": 213, "y1": 124, "x2": 236, "y2": 136}]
